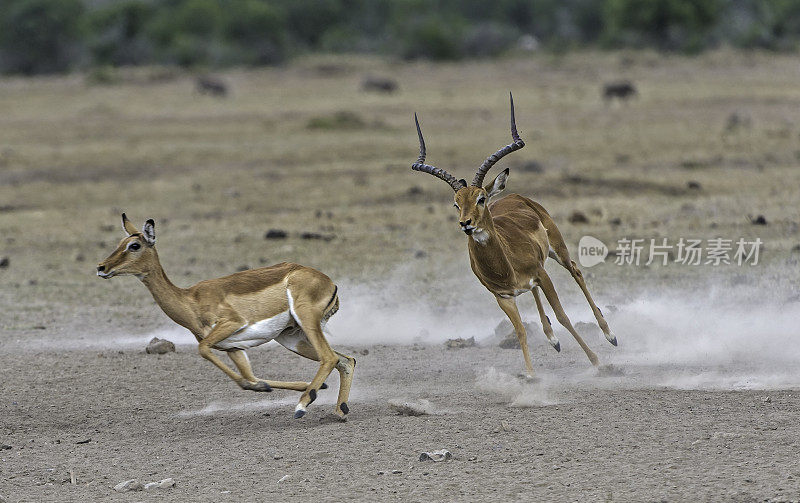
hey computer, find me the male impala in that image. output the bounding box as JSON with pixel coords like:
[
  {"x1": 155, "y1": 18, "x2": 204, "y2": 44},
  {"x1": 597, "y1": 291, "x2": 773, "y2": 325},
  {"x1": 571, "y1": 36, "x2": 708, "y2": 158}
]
[
  {"x1": 97, "y1": 214, "x2": 355, "y2": 419},
  {"x1": 411, "y1": 94, "x2": 617, "y2": 376}
]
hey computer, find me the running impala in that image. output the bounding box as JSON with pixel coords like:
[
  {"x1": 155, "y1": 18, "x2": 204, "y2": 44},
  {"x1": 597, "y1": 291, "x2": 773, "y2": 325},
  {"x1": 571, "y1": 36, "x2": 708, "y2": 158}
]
[
  {"x1": 410, "y1": 94, "x2": 617, "y2": 376},
  {"x1": 97, "y1": 214, "x2": 355, "y2": 419}
]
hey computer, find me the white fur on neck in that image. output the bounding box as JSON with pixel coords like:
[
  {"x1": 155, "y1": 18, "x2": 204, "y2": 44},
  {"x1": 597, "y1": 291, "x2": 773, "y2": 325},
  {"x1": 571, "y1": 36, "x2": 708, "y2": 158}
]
[{"x1": 471, "y1": 228, "x2": 490, "y2": 245}]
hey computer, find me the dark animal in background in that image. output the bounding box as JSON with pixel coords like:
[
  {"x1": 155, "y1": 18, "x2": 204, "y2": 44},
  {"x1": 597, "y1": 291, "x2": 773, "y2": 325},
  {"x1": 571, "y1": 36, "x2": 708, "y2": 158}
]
[
  {"x1": 361, "y1": 75, "x2": 398, "y2": 93},
  {"x1": 602, "y1": 80, "x2": 637, "y2": 103},
  {"x1": 196, "y1": 76, "x2": 228, "y2": 97}
]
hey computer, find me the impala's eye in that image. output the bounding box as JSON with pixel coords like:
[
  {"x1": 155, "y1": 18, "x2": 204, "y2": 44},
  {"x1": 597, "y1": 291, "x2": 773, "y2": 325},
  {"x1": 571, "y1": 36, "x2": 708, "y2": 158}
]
[{"x1": 128, "y1": 242, "x2": 141, "y2": 251}]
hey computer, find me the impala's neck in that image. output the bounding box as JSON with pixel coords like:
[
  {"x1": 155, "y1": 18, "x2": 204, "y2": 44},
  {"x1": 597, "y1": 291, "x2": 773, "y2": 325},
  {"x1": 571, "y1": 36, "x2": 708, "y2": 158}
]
[
  {"x1": 466, "y1": 215, "x2": 515, "y2": 284},
  {"x1": 138, "y1": 251, "x2": 196, "y2": 331}
]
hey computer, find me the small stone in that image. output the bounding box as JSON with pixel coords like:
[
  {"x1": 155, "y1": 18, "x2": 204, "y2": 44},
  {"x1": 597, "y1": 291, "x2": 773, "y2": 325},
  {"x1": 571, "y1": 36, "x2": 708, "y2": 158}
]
[
  {"x1": 0, "y1": 257, "x2": 8, "y2": 268},
  {"x1": 568, "y1": 211, "x2": 589, "y2": 224},
  {"x1": 145, "y1": 337, "x2": 175, "y2": 354},
  {"x1": 114, "y1": 479, "x2": 144, "y2": 492},
  {"x1": 414, "y1": 250, "x2": 427, "y2": 259},
  {"x1": 300, "y1": 232, "x2": 335, "y2": 242},
  {"x1": 0, "y1": 444, "x2": 11, "y2": 450},
  {"x1": 144, "y1": 478, "x2": 175, "y2": 490},
  {"x1": 264, "y1": 229, "x2": 288, "y2": 240},
  {"x1": 419, "y1": 450, "x2": 452, "y2": 462},
  {"x1": 687, "y1": 180, "x2": 702, "y2": 190},
  {"x1": 445, "y1": 337, "x2": 475, "y2": 349},
  {"x1": 391, "y1": 470, "x2": 403, "y2": 474},
  {"x1": 359, "y1": 349, "x2": 369, "y2": 356},
  {"x1": 278, "y1": 475, "x2": 290, "y2": 483},
  {"x1": 388, "y1": 399, "x2": 435, "y2": 416},
  {"x1": 750, "y1": 215, "x2": 768, "y2": 225}
]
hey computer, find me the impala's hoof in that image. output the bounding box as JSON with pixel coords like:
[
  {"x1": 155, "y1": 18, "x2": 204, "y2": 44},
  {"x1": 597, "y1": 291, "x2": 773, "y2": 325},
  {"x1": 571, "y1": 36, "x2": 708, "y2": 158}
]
[
  {"x1": 550, "y1": 339, "x2": 561, "y2": 352},
  {"x1": 308, "y1": 389, "x2": 317, "y2": 404},
  {"x1": 252, "y1": 381, "x2": 273, "y2": 392},
  {"x1": 294, "y1": 410, "x2": 306, "y2": 419},
  {"x1": 606, "y1": 332, "x2": 618, "y2": 346},
  {"x1": 320, "y1": 382, "x2": 328, "y2": 390},
  {"x1": 340, "y1": 402, "x2": 349, "y2": 415}
]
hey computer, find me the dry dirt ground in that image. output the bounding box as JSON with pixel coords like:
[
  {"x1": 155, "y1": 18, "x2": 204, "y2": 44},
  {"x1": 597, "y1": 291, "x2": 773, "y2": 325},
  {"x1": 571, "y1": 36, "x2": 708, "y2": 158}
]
[{"x1": 1, "y1": 51, "x2": 800, "y2": 502}]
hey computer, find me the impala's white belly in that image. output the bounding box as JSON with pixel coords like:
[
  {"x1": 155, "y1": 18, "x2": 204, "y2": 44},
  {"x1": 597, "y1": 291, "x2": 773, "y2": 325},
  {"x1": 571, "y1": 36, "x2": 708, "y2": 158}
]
[
  {"x1": 212, "y1": 310, "x2": 330, "y2": 351},
  {"x1": 213, "y1": 311, "x2": 293, "y2": 350}
]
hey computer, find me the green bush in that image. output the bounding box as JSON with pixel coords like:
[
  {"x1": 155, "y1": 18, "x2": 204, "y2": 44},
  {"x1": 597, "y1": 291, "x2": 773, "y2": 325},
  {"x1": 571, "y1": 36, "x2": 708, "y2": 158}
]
[
  {"x1": 0, "y1": 0, "x2": 85, "y2": 74},
  {"x1": 87, "y1": 1, "x2": 155, "y2": 66}
]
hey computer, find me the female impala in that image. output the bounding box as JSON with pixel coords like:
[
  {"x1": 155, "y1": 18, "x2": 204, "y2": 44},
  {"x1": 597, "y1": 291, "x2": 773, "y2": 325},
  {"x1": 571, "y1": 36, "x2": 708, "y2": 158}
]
[
  {"x1": 97, "y1": 214, "x2": 355, "y2": 419},
  {"x1": 411, "y1": 94, "x2": 617, "y2": 376}
]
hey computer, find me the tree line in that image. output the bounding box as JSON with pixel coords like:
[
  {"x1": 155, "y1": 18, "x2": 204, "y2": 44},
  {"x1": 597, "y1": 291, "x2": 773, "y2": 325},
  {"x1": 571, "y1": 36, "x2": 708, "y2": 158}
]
[{"x1": 2, "y1": 0, "x2": 799, "y2": 75}]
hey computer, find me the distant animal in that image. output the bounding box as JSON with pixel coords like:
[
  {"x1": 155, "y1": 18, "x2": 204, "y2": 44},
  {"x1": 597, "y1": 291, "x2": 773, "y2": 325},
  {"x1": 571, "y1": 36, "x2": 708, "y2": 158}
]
[
  {"x1": 410, "y1": 94, "x2": 617, "y2": 377},
  {"x1": 361, "y1": 75, "x2": 398, "y2": 93},
  {"x1": 603, "y1": 80, "x2": 637, "y2": 102},
  {"x1": 97, "y1": 214, "x2": 355, "y2": 419},
  {"x1": 195, "y1": 76, "x2": 228, "y2": 97}
]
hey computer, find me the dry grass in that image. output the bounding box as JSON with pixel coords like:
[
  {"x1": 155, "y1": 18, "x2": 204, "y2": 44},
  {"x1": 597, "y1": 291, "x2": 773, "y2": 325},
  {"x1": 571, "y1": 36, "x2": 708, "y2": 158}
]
[{"x1": 1, "y1": 50, "x2": 799, "y2": 336}]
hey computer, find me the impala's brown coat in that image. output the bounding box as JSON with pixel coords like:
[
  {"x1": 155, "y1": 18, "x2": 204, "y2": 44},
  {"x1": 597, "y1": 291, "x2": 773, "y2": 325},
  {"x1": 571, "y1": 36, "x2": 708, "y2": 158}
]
[
  {"x1": 412, "y1": 95, "x2": 617, "y2": 376},
  {"x1": 97, "y1": 214, "x2": 354, "y2": 419}
]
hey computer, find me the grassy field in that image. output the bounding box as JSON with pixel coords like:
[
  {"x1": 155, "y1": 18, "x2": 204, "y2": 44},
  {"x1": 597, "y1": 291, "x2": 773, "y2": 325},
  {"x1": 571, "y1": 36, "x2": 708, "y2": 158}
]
[{"x1": 1, "y1": 50, "x2": 798, "y2": 337}]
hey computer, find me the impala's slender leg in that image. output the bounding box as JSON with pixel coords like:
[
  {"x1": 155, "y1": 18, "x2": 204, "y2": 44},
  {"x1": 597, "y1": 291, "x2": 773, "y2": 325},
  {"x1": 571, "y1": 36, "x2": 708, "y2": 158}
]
[
  {"x1": 197, "y1": 321, "x2": 273, "y2": 391},
  {"x1": 227, "y1": 350, "x2": 320, "y2": 392},
  {"x1": 548, "y1": 241, "x2": 617, "y2": 346},
  {"x1": 531, "y1": 286, "x2": 560, "y2": 352},
  {"x1": 536, "y1": 270, "x2": 599, "y2": 366},
  {"x1": 332, "y1": 351, "x2": 356, "y2": 416},
  {"x1": 288, "y1": 294, "x2": 340, "y2": 418},
  {"x1": 495, "y1": 295, "x2": 535, "y2": 377}
]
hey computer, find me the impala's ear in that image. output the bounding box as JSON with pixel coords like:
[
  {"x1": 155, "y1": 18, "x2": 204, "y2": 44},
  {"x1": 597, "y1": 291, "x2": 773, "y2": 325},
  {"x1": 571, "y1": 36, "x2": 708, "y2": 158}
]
[
  {"x1": 142, "y1": 219, "x2": 156, "y2": 246},
  {"x1": 485, "y1": 168, "x2": 509, "y2": 198},
  {"x1": 121, "y1": 213, "x2": 138, "y2": 236}
]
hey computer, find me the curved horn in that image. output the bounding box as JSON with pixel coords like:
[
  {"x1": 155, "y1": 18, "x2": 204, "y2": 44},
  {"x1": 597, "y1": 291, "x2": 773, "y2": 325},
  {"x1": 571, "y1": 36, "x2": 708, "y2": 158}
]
[
  {"x1": 471, "y1": 92, "x2": 525, "y2": 187},
  {"x1": 411, "y1": 113, "x2": 465, "y2": 192}
]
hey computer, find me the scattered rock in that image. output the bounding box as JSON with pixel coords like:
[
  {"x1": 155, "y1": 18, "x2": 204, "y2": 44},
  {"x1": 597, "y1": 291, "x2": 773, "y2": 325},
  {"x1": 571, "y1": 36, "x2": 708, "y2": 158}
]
[
  {"x1": 196, "y1": 75, "x2": 228, "y2": 97},
  {"x1": 236, "y1": 265, "x2": 250, "y2": 271},
  {"x1": 359, "y1": 349, "x2": 369, "y2": 356},
  {"x1": 597, "y1": 364, "x2": 625, "y2": 377},
  {"x1": 388, "y1": 399, "x2": 435, "y2": 416},
  {"x1": 493, "y1": 320, "x2": 539, "y2": 349},
  {"x1": 445, "y1": 337, "x2": 475, "y2": 349},
  {"x1": 361, "y1": 75, "x2": 398, "y2": 93},
  {"x1": 749, "y1": 215, "x2": 768, "y2": 225},
  {"x1": 407, "y1": 186, "x2": 424, "y2": 196},
  {"x1": 419, "y1": 449, "x2": 452, "y2": 462},
  {"x1": 602, "y1": 80, "x2": 637, "y2": 102},
  {"x1": 0, "y1": 444, "x2": 11, "y2": 450},
  {"x1": 687, "y1": 180, "x2": 702, "y2": 190},
  {"x1": 0, "y1": 257, "x2": 8, "y2": 268},
  {"x1": 145, "y1": 337, "x2": 175, "y2": 355},
  {"x1": 568, "y1": 211, "x2": 589, "y2": 224},
  {"x1": 114, "y1": 479, "x2": 144, "y2": 492},
  {"x1": 724, "y1": 111, "x2": 751, "y2": 133},
  {"x1": 76, "y1": 438, "x2": 91, "y2": 444},
  {"x1": 414, "y1": 250, "x2": 427, "y2": 259},
  {"x1": 264, "y1": 229, "x2": 288, "y2": 240},
  {"x1": 300, "y1": 232, "x2": 335, "y2": 242},
  {"x1": 144, "y1": 478, "x2": 175, "y2": 490},
  {"x1": 391, "y1": 470, "x2": 403, "y2": 474},
  {"x1": 277, "y1": 475, "x2": 290, "y2": 483}
]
